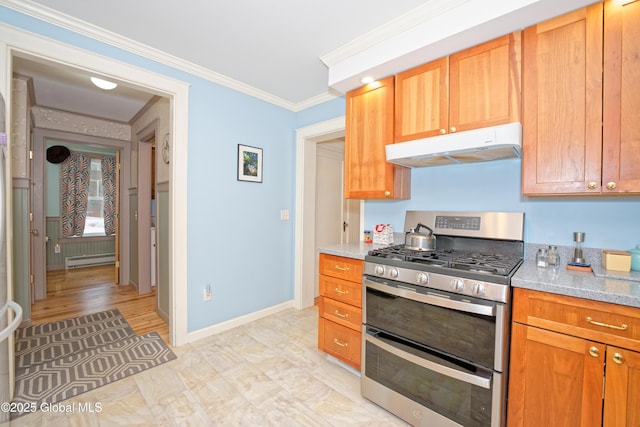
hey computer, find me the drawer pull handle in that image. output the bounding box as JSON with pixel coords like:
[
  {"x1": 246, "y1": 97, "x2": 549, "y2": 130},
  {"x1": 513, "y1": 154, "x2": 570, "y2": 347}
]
[
  {"x1": 334, "y1": 288, "x2": 349, "y2": 295},
  {"x1": 334, "y1": 265, "x2": 350, "y2": 271},
  {"x1": 333, "y1": 338, "x2": 348, "y2": 347},
  {"x1": 612, "y1": 352, "x2": 624, "y2": 365},
  {"x1": 586, "y1": 317, "x2": 628, "y2": 331},
  {"x1": 334, "y1": 310, "x2": 348, "y2": 318},
  {"x1": 588, "y1": 346, "x2": 600, "y2": 358}
]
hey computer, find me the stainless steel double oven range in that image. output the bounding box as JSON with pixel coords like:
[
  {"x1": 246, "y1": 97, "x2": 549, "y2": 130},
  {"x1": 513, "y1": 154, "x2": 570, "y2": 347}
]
[{"x1": 361, "y1": 211, "x2": 524, "y2": 427}]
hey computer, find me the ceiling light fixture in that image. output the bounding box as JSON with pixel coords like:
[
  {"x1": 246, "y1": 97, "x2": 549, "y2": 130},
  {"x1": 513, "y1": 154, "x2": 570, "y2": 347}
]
[
  {"x1": 360, "y1": 76, "x2": 375, "y2": 84},
  {"x1": 90, "y1": 76, "x2": 118, "y2": 90}
]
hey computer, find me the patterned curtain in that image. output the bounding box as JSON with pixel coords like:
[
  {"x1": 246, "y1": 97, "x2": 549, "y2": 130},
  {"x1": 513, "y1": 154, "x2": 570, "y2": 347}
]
[
  {"x1": 61, "y1": 152, "x2": 91, "y2": 237},
  {"x1": 101, "y1": 156, "x2": 117, "y2": 236}
]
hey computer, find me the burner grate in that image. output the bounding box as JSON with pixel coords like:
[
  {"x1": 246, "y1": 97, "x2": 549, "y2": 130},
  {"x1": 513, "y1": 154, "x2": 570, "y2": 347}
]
[{"x1": 368, "y1": 245, "x2": 522, "y2": 277}]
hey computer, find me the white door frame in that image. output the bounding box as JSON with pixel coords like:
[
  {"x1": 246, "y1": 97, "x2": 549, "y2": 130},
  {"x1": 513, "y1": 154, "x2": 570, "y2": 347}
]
[
  {"x1": 294, "y1": 116, "x2": 364, "y2": 309},
  {"x1": 0, "y1": 24, "x2": 190, "y2": 346}
]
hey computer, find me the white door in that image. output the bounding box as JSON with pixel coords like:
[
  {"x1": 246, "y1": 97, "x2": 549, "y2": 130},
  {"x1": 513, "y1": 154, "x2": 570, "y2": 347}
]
[
  {"x1": 315, "y1": 140, "x2": 360, "y2": 246},
  {"x1": 314, "y1": 140, "x2": 361, "y2": 298},
  {"x1": 315, "y1": 144, "x2": 343, "y2": 248}
]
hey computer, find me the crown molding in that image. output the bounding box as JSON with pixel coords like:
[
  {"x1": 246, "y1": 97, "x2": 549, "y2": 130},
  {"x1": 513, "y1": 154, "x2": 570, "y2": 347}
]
[
  {"x1": 0, "y1": 0, "x2": 337, "y2": 111},
  {"x1": 320, "y1": 0, "x2": 469, "y2": 68}
]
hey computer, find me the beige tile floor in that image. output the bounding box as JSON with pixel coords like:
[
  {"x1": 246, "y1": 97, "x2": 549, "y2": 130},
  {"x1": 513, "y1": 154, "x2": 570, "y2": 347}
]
[{"x1": 10, "y1": 307, "x2": 409, "y2": 426}]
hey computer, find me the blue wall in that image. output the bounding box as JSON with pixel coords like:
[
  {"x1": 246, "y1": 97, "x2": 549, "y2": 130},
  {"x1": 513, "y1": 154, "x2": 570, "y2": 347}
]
[
  {"x1": 365, "y1": 159, "x2": 640, "y2": 251},
  {"x1": 0, "y1": 7, "x2": 339, "y2": 332}
]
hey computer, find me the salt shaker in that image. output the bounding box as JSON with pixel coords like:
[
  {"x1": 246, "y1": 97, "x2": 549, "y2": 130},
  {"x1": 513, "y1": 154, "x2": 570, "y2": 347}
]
[
  {"x1": 536, "y1": 248, "x2": 548, "y2": 267},
  {"x1": 547, "y1": 245, "x2": 560, "y2": 267}
]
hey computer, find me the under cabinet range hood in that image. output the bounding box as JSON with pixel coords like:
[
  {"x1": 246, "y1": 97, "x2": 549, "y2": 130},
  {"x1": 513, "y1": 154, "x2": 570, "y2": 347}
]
[{"x1": 386, "y1": 122, "x2": 522, "y2": 168}]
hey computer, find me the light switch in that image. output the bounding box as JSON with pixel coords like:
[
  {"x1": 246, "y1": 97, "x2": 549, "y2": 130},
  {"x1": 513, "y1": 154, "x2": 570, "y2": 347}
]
[{"x1": 280, "y1": 210, "x2": 289, "y2": 220}]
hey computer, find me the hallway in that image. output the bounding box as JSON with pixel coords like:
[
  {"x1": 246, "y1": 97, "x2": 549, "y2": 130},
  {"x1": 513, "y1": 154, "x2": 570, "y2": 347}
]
[{"x1": 32, "y1": 265, "x2": 169, "y2": 345}]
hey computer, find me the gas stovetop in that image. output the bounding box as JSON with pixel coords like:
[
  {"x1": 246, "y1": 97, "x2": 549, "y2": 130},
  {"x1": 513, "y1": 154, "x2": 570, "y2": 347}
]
[
  {"x1": 363, "y1": 212, "x2": 525, "y2": 302},
  {"x1": 367, "y1": 244, "x2": 523, "y2": 277}
]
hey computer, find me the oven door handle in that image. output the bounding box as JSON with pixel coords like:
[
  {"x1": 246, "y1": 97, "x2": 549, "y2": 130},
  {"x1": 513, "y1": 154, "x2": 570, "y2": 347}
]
[
  {"x1": 365, "y1": 333, "x2": 491, "y2": 389},
  {"x1": 365, "y1": 279, "x2": 495, "y2": 317}
]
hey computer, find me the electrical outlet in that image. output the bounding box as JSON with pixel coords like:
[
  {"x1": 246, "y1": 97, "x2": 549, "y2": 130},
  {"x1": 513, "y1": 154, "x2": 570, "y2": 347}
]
[{"x1": 203, "y1": 285, "x2": 212, "y2": 302}]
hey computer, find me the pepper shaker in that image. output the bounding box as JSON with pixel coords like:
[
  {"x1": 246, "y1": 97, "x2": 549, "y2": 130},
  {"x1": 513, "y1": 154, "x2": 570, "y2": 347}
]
[{"x1": 572, "y1": 232, "x2": 585, "y2": 263}]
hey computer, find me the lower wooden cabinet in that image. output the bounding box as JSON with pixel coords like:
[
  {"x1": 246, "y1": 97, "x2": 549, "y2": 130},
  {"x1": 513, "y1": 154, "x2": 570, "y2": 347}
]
[
  {"x1": 508, "y1": 288, "x2": 640, "y2": 427},
  {"x1": 318, "y1": 317, "x2": 361, "y2": 369},
  {"x1": 603, "y1": 346, "x2": 640, "y2": 426},
  {"x1": 508, "y1": 323, "x2": 604, "y2": 427},
  {"x1": 317, "y1": 253, "x2": 363, "y2": 369}
]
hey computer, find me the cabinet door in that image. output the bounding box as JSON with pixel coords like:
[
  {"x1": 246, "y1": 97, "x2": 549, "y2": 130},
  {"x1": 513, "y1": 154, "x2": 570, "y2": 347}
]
[
  {"x1": 395, "y1": 57, "x2": 449, "y2": 141},
  {"x1": 449, "y1": 33, "x2": 522, "y2": 133},
  {"x1": 603, "y1": 347, "x2": 640, "y2": 427},
  {"x1": 345, "y1": 76, "x2": 411, "y2": 199},
  {"x1": 507, "y1": 323, "x2": 604, "y2": 427},
  {"x1": 603, "y1": 0, "x2": 640, "y2": 194},
  {"x1": 521, "y1": 5, "x2": 604, "y2": 195}
]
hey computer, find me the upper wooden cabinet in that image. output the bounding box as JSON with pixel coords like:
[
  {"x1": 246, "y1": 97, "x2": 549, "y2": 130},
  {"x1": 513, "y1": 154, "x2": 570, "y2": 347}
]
[
  {"x1": 603, "y1": 0, "x2": 640, "y2": 194},
  {"x1": 394, "y1": 57, "x2": 449, "y2": 141},
  {"x1": 394, "y1": 33, "x2": 522, "y2": 142},
  {"x1": 344, "y1": 76, "x2": 411, "y2": 199},
  {"x1": 522, "y1": 1, "x2": 640, "y2": 195}
]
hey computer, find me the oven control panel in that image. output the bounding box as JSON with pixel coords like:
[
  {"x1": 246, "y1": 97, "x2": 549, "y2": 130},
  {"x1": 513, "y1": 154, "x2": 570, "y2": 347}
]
[
  {"x1": 435, "y1": 215, "x2": 481, "y2": 231},
  {"x1": 364, "y1": 262, "x2": 509, "y2": 303}
]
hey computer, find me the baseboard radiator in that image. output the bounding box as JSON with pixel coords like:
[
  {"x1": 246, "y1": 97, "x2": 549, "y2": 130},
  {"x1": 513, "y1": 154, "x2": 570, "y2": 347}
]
[{"x1": 65, "y1": 253, "x2": 115, "y2": 269}]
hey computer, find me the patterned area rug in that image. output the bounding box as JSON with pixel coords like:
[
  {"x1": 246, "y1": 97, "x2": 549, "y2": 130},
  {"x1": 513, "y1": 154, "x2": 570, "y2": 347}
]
[{"x1": 12, "y1": 310, "x2": 176, "y2": 418}]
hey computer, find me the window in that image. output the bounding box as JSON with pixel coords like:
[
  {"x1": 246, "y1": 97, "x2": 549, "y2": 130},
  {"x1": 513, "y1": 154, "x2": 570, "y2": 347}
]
[
  {"x1": 84, "y1": 158, "x2": 106, "y2": 236},
  {"x1": 61, "y1": 151, "x2": 116, "y2": 238}
]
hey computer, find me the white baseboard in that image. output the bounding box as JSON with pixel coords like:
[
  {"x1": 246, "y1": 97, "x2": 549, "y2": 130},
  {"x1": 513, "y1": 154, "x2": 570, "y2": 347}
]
[{"x1": 186, "y1": 300, "x2": 295, "y2": 343}]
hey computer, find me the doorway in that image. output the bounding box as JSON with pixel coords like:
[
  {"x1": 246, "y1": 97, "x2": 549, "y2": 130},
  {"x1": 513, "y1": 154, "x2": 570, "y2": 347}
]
[
  {"x1": 293, "y1": 116, "x2": 364, "y2": 310},
  {"x1": 1, "y1": 23, "x2": 190, "y2": 345},
  {"x1": 31, "y1": 130, "x2": 128, "y2": 302}
]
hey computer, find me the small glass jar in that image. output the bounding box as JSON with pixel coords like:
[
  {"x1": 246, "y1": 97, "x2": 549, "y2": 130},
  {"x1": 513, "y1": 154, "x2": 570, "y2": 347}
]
[
  {"x1": 547, "y1": 245, "x2": 560, "y2": 267},
  {"x1": 536, "y1": 248, "x2": 548, "y2": 267}
]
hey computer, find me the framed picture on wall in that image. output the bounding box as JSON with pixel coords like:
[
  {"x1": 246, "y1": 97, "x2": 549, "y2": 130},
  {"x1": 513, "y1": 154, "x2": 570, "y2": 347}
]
[{"x1": 237, "y1": 144, "x2": 263, "y2": 183}]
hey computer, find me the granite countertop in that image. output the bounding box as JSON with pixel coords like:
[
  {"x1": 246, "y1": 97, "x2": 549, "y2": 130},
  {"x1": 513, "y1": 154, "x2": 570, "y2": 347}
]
[
  {"x1": 318, "y1": 242, "x2": 640, "y2": 309},
  {"x1": 512, "y1": 262, "x2": 640, "y2": 308},
  {"x1": 513, "y1": 244, "x2": 640, "y2": 308},
  {"x1": 316, "y1": 242, "x2": 381, "y2": 260}
]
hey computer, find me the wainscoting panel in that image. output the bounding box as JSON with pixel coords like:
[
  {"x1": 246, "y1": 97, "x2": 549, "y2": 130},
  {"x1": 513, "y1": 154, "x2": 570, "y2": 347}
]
[{"x1": 46, "y1": 218, "x2": 115, "y2": 269}]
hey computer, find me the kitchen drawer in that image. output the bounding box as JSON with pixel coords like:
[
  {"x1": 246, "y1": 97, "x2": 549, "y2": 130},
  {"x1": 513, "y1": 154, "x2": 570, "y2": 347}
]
[
  {"x1": 319, "y1": 296, "x2": 362, "y2": 332},
  {"x1": 319, "y1": 274, "x2": 362, "y2": 307},
  {"x1": 319, "y1": 253, "x2": 363, "y2": 283},
  {"x1": 318, "y1": 317, "x2": 361, "y2": 369},
  {"x1": 513, "y1": 288, "x2": 640, "y2": 352}
]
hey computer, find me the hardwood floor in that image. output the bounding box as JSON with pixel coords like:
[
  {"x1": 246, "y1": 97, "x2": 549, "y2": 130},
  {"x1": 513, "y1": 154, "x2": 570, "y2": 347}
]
[{"x1": 32, "y1": 265, "x2": 170, "y2": 345}]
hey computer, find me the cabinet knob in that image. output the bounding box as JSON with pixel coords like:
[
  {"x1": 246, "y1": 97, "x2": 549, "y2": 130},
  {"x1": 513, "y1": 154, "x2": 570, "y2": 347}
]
[
  {"x1": 439, "y1": 129, "x2": 446, "y2": 135},
  {"x1": 587, "y1": 182, "x2": 598, "y2": 190},
  {"x1": 450, "y1": 126, "x2": 457, "y2": 133},
  {"x1": 612, "y1": 352, "x2": 624, "y2": 365},
  {"x1": 384, "y1": 191, "x2": 391, "y2": 197},
  {"x1": 588, "y1": 346, "x2": 600, "y2": 358},
  {"x1": 606, "y1": 181, "x2": 617, "y2": 190}
]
